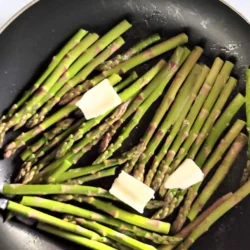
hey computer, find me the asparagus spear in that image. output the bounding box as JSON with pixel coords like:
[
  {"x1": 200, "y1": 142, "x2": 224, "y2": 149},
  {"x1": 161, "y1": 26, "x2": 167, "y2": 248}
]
[
  {"x1": 1, "y1": 20, "x2": 131, "y2": 136},
  {"x1": 111, "y1": 71, "x2": 138, "y2": 92},
  {"x1": 27, "y1": 37, "x2": 125, "y2": 127},
  {"x1": 27, "y1": 117, "x2": 84, "y2": 162},
  {"x1": 21, "y1": 118, "x2": 74, "y2": 161},
  {"x1": 56, "y1": 159, "x2": 125, "y2": 183},
  {"x1": 4, "y1": 74, "x2": 121, "y2": 158},
  {"x1": 175, "y1": 179, "x2": 250, "y2": 250},
  {"x1": 66, "y1": 166, "x2": 118, "y2": 184},
  {"x1": 80, "y1": 197, "x2": 171, "y2": 234},
  {"x1": 2, "y1": 33, "x2": 99, "y2": 131},
  {"x1": 1, "y1": 29, "x2": 87, "y2": 121},
  {"x1": 58, "y1": 33, "x2": 188, "y2": 107},
  {"x1": 241, "y1": 68, "x2": 250, "y2": 185},
  {"x1": 21, "y1": 196, "x2": 170, "y2": 234},
  {"x1": 133, "y1": 48, "x2": 204, "y2": 181},
  {"x1": 155, "y1": 76, "x2": 237, "y2": 193},
  {"x1": 48, "y1": 102, "x2": 136, "y2": 182},
  {"x1": 125, "y1": 47, "x2": 203, "y2": 175},
  {"x1": 163, "y1": 119, "x2": 244, "y2": 222},
  {"x1": 164, "y1": 61, "x2": 234, "y2": 178},
  {"x1": 37, "y1": 223, "x2": 115, "y2": 250},
  {"x1": 19, "y1": 196, "x2": 175, "y2": 245},
  {"x1": 188, "y1": 77, "x2": 237, "y2": 159},
  {"x1": 6, "y1": 200, "x2": 107, "y2": 241},
  {"x1": 98, "y1": 33, "x2": 161, "y2": 71},
  {"x1": 195, "y1": 93, "x2": 245, "y2": 167},
  {"x1": 171, "y1": 96, "x2": 245, "y2": 233},
  {"x1": 155, "y1": 114, "x2": 245, "y2": 222},
  {"x1": 18, "y1": 118, "x2": 86, "y2": 184},
  {"x1": 145, "y1": 64, "x2": 209, "y2": 187},
  {"x1": 148, "y1": 57, "x2": 223, "y2": 175},
  {"x1": 100, "y1": 59, "x2": 167, "y2": 153},
  {"x1": 94, "y1": 46, "x2": 192, "y2": 164},
  {"x1": 75, "y1": 218, "x2": 157, "y2": 250},
  {"x1": 2, "y1": 184, "x2": 114, "y2": 199},
  {"x1": 15, "y1": 21, "x2": 132, "y2": 129},
  {"x1": 59, "y1": 48, "x2": 184, "y2": 159},
  {"x1": 188, "y1": 133, "x2": 247, "y2": 221},
  {"x1": 59, "y1": 71, "x2": 138, "y2": 106},
  {"x1": 55, "y1": 100, "x2": 130, "y2": 159},
  {"x1": 158, "y1": 193, "x2": 233, "y2": 250},
  {"x1": 50, "y1": 59, "x2": 166, "y2": 159},
  {"x1": 59, "y1": 71, "x2": 138, "y2": 105}
]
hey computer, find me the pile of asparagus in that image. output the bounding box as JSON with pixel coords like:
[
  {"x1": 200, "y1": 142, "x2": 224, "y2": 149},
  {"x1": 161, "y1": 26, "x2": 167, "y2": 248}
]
[{"x1": 0, "y1": 19, "x2": 250, "y2": 250}]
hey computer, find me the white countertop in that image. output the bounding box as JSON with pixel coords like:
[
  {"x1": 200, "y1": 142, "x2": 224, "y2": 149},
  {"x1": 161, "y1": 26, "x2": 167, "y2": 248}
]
[{"x1": 0, "y1": 0, "x2": 250, "y2": 32}]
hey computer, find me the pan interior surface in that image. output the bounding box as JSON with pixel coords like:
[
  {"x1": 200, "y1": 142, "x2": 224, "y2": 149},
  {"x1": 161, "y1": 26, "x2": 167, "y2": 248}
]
[{"x1": 0, "y1": 0, "x2": 249, "y2": 249}]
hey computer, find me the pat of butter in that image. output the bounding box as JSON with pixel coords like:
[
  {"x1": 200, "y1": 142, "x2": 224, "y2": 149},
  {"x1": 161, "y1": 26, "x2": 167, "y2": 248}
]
[
  {"x1": 165, "y1": 159, "x2": 204, "y2": 190},
  {"x1": 110, "y1": 171, "x2": 155, "y2": 213},
  {"x1": 76, "y1": 79, "x2": 121, "y2": 120}
]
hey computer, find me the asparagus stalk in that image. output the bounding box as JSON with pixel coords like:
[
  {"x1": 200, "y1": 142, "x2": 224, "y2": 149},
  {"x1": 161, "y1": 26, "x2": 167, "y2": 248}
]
[
  {"x1": 1, "y1": 29, "x2": 87, "y2": 120},
  {"x1": 27, "y1": 37, "x2": 125, "y2": 127},
  {"x1": 19, "y1": 118, "x2": 86, "y2": 184},
  {"x1": 76, "y1": 218, "x2": 157, "y2": 250},
  {"x1": 2, "y1": 184, "x2": 114, "y2": 199},
  {"x1": 175, "y1": 179, "x2": 250, "y2": 250},
  {"x1": 56, "y1": 100, "x2": 130, "y2": 159},
  {"x1": 165, "y1": 61, "x2": 234, "y2": 177},
  {"x1": 59, "y1": 71, "x2": 138, "y2": 106},
  {"x1": 60, "y1": 70, "x2": 138, "y2": 110},
  {"x1": 100, "y1": 59, "x2": 167, "y2": 153},
  {"x1": 241, "y1": 68, "x2": 250, "y2": 185},
  {"x1": 21, "y1": 118, "x2": 74, "y2": 161},
  {"x1": 178, "y1": 193, "x2": 232, "y2": 239},
  {"x1": 188, "y1": 133, "x2": 247, "y2": 221},
  {"x1": 3, "y1": 33, "x2": 99, "y2": 131},
  {"x1": 94, "y1": 46, "x2": 191, "y2": 164},
  {"x1": 66, "y1": 166, "x2": 118, "y2": 184},
  {"x1": 171, "y1": 98, "x2": 245, "y2": 233},
  {"x1": 58, "y1": 33, "x2": 188, "y2": 106},
  {"x1": 28, "y1": 117, "x2": 84, "y2": 161},
  {"x1": 80, "y1": 197, "x2": 171, "y2": 234},
  {"x1": 199, "y1": 119, "x2": 245, "y2": 176},
  {"x1": 21, "y1": 196, "x2": 170, "y2": 234},
  {"x1": 56, "y1": 159, "x2": 125, "y2": 183},
  {"x1": 124, "y1": 47, "x2": 202, "y2": 175},
  {"x1": 195, "y1": 93, "x2": 245, "y2": 167},
  {"x1": 55, "y1": 59, "x2": 166, "y2": 160},
  {"x1": 77, "y1": 218, "x2": 182, "y2": 246},
  {"x1": 6, "y1": 200, "x2": 106, "y2": 241},
  {"x1": 4, "y1": 74, "x2": 121, "y2": 158},
  {"x1": 2, "y1": 20, "x2": 131, "y2": 134},
  {"x1": 158, "y1": 193, "x2": 232, "y2": 250},
  {"x1": 59, "y1": 57, "x2": 173, "y2": 159},
  {"x1": 37, "y1": 223, "x2": 115, "y2": 250},
  {"x1": 145, "y1": 200, "x2": 168, "y2": 209},
  {"x1": 133, "y1": 47, "x2": 204, "y2": 181},
  {"x1": 21, "y1": 196, "x2": 175, "y2": 245},
  {"x1": 98, "y1": 33, "x2": 161, "y2": 71},
  {"x1": 156, "y1": 75, "x2": 237, "y2": 193},
  {"x1": 48, "y1": 102, "x2": 132, "y2": 182},
  {"x1": 113, "y1": 71, "x2": 138, "y2": 92},
  {"x1": 155, "y1": 118, "x2": 245, "y2": 222},
  {"x1": 165, "y1": 119, "x2": 244, "y2": 224},
  {"x1": 145, "y1": 64, "x2": 209, "y2": 187},
  {"x1": 76, "y1": 215, "x2": 182, "y2": 246},
  {"x1": 188, "y1": 77, "x2": 237, "y2": 159},
  {"x1": 15, "y1": 21, "x2": 131, "y2": 129}
]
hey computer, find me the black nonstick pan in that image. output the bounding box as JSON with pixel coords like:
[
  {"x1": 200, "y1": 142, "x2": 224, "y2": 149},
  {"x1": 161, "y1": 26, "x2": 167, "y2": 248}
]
[{"x1": 0, "y1": 0, "x2": 250, "y2": 249}]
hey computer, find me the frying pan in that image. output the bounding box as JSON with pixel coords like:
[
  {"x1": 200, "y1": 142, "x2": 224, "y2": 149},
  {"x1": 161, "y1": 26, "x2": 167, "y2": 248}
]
[{"x1": 0, "y1": 0, "x2": 250, "y2": 249}]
